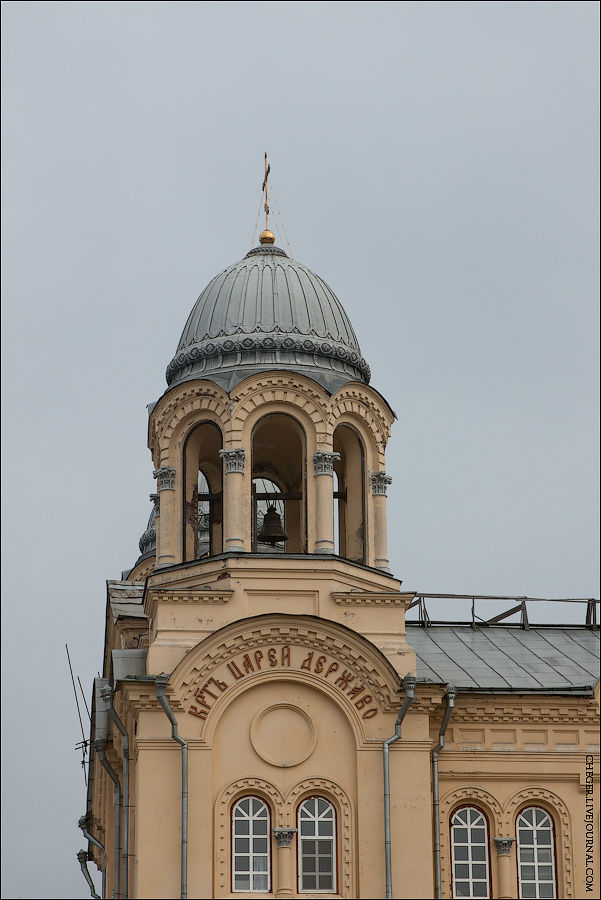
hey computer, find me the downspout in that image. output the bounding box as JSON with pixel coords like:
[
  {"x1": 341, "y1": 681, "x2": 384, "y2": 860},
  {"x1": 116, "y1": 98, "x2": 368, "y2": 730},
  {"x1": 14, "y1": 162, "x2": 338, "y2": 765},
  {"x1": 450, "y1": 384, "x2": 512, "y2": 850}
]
[
  {"x1": 78, "y1": 849, "x2": 101, "y2": 900},
  {"x1": 432, "y1": 685, "x2": 456, "y2": 900},
  {"x1": 383, "y1": 672, "x2": 417, "y2": 900},
  {"x1": 156, "y1": 674, "x2": 188, "y2": 900},
  {"x1": 79, "y1": 814, "x2": 106, "y2": 900},
  {"x1": 101, "y1": 686, "x2": 129, "y2": 899},
  {"x1": 95, "y1": 738, "x2": 121, "y2": 899}
]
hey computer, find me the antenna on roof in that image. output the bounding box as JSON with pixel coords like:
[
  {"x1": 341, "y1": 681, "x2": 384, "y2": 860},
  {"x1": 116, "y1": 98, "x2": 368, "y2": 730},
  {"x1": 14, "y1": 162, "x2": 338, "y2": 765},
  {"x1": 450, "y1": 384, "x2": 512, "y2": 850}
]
[{"x1": 66, "y1": 643, "x2": 89, "y2": 785}]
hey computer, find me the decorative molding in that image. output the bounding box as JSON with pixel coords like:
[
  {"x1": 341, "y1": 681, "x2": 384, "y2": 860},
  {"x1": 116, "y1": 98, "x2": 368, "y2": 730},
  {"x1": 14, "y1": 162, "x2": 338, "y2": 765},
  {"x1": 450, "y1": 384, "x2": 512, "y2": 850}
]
[
  {"x1": 148, "y1": 589, "x2": 233, "y2": 606},
  {"x1": 215, "y1": 778, "x2": 286, "y2": 893},
  {"x1": 219, "y1": 448, "x2": 245, "y2": 473},
  {"x1": 284, "y1": 778, "x2": 354, "y2": 897},
  {"x1": 371, "y1": 471, "x2": 392, "y2": 496},
  {"x1": 439, "y1": 786, "x2": 504, "y2": 900},
  {"x1": 502, "y1": 787, "x2": 573, "y2": 899},
  {"x1": 313, "y1": 451, "x2": 341, "y2": 476},
  {"x1": 153, "y1": 466, "x2": 176, "y2": 490},
  {"x1": 493, "y1": 837, "x2": 514, "y2": 856},
  {"x1": 331, "y1": 591, "x2": 411, "y2": 606},
  {"x1": 272, "y1": 827, "x2": 297, "y2": 847},
  {"x1": 451, "y1": 700, "x2": 599, "y2": 725}
]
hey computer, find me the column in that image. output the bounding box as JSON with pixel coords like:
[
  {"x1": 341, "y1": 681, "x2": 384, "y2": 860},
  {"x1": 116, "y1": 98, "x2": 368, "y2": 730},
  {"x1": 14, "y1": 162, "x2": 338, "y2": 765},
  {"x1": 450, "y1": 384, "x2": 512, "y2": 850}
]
[
  {"x1": 371, "y1": 471, "x2": 392, "y2": 572},
  {"x1": 272, "y1": 828, "x2": 297, "y2": 899},
  {"x1": 219, "y1": 449, "x2": 246, "y2": 552},
  {"x1": 153, "y1": 467, "x2": 176, "y2": 568},
  {"x1": 493, "y1": 837, "x2": 516, "y2": 900},
  {"x1": 150, "y1": 492, "x2": 160, "y2": 564},
  {"x1": 313, "y1": 451, "x2": 340, "y2": 554}
]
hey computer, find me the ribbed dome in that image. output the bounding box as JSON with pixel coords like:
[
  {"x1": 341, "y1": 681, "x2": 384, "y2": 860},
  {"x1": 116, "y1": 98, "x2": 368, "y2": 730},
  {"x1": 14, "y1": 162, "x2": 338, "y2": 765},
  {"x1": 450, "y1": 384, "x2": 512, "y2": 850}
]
[{"x1": 165, "y1": 245, "x2": 370, "y2": 392}]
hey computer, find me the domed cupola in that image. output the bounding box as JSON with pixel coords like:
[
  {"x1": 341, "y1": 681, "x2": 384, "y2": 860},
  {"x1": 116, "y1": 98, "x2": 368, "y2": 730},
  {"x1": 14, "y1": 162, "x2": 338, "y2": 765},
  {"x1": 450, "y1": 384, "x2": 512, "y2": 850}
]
[{"x1": 165, "y1": 236, "x2": 370, "y2": 393}]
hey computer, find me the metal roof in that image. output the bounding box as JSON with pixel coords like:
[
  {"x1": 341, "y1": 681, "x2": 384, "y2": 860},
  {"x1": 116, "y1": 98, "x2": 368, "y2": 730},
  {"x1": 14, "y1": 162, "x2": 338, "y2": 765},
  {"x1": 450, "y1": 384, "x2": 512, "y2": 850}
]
[
  {"x1": 165, "y1": 245, "x2": 370, "y2": 392},
  {"x1": 407, "y1": 625, "x2": 600, "y2": 691}
]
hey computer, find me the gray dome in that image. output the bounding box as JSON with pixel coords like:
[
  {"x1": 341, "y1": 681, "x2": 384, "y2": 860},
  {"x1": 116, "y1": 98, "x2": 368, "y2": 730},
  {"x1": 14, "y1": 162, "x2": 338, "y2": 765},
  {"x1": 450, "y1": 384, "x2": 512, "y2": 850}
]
[{"x1": 165, "y1": 245, "x2": 370, "y2": 392}]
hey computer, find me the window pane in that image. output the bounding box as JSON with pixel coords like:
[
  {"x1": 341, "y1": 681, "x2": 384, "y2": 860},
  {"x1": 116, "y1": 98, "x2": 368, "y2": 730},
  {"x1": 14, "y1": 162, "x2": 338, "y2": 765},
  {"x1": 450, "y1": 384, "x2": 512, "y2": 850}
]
[
  {"x1": 302, "y1": 840, "x2": 315, "y2": 855},
  {"x1": 303, "y1": 875, "x2": 317, "y2": 890},
  {"x1": 454, "y1": 864, "x2": 470, "y2": 879},
  {"x1": 454, "y1": 845, "x2": 469, "y2": 861},
  {"x1": 234, "y1": 875, "x2": 250, "y2": 891},
  {"x1": 539, "y1": 885, "x2": 554, "y2": 899},
  {"x1": 453, "y1": 828, "x2": 468, "y2": 842},
  {"x1": 300, "y1": 821, "x2": 313, "y2": 836},
  {"x1": 537, "y1": 830, "x2": 551, "y2": 845},
  {"x1": 519, "y1": 847, "x2": 534, "y2": 862},
  {"x1": 471, "y1": 845, "x2": 486, "y2": 861},
  {"x1": 455, "y1": 882, "x2": 470, "y2": 898},
  {"x1": 521, "y1": 866, "x2": 535, "y2": 880},
  {"x1": 235, "y1": 856, "x2": 249, "y2": 872},
  {"x1": 521, "y1": 885, "x2": 536, "y2": 899},
  {"x1": 318, "y1": 874, "x2": 333, "y2": 890},
  {"x1": 470, "y1": 828, "x2": 485, "y2": 843},
  {"x1": 473, "y1": 884, "x2": 488, "y2": 898},
  {"x1": 253, "y1": 874, "x2": 268, "y2": 891},
  {"x1": 255, "y1": 857, "x2": 268, "y2": 873},
  {"x1": 519, "y1": 829, "x2": 533, "y2": 845},
  {"x1": 319, "y1": 820, "x2": 333, "y2": 836},
  {"x1": 537, "y1": 848, "x2": 551, "y2": 862},
  {"x1": 302, "y1": 856, "x2": 316, "y2": 873},
  {"x1": 538, "y1": 866, "x2": 553, "y2": 880},
  {"x1": 318, "y1": 840, "x2": 331, "y2": 854},
  {"x1": 318, "y1": 856, "x2": 332, "y2": 873},
  {"x1": 472, "y1": 864, "x2": 487, "y2": 879},
  {"x1": 253, "y1": 838, "x2": 267, "y2": 854},
  {"x1": 235, "y1": 838, "x2": 249, "y2": 853}
]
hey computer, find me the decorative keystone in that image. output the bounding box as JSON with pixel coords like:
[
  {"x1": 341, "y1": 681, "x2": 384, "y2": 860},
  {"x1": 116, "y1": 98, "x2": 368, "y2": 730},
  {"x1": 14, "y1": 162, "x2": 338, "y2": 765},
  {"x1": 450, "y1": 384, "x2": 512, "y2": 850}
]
[
  {"x1": 153, "y1": 466, "x2": 176, "y2": 491},
  {"x1": 313, "y1": 451, "x2": 341, "y2": 476},
  {"x1": 150, "y1": 492, "x2": 160, "y2": 516},
  {"x1": 219, "y1": 448, "x2": 245, "y2": 473},
  {"x1": 493, "y1": 837, "x2": 515, "y2": 856},
  {"x1": 371, "y1": 471, "x2": 392, "y2": 496},
  {"x1": 273, "y1": 827, "x2": 297, "y2": 847}
]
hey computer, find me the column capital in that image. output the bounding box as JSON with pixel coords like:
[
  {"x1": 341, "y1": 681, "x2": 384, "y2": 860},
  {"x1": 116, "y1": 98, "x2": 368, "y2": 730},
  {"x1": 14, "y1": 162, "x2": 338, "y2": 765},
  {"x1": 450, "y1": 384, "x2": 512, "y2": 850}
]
[
  {"x1": 371, "y1": 471, "x2": 392, "y2": 496},
  {"x1": 313, "y1": 451, "x2": 340, "y2": 476},
  {"x1": 493, "y1": 837, "x2": 515, "y2": 856},
  {"x1": 153, "y1": 466, "x2": 176, "y2": 490},
  {"x1": 273, "y1": 827, "x2": 297, "y2": 848},
  {"x1": 219, "y1": 448, "x2": 245, "y2": 474}
]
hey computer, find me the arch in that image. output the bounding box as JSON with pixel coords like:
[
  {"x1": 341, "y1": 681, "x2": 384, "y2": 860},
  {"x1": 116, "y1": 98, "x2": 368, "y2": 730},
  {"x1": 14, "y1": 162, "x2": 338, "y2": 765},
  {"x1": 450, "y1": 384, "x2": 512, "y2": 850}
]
[
  {"x1": 286, "y1": 778, "x2": 354, "y2": 898},
  {"x1": 214, "y1": 778, "x2": 285, "y2": 895},
  {"x1": 148, "y1": 380, "x2": 231, "y2": 465},
  {"x1": 515, "y1": 806, "x2": 557, "y2": 900},
  {"x1": 333, "y1": 422, "x2": 366, "y2": 563},
  {"x1": 230, "y1": 372, "x2": 330, "y2": 445},
  {"x1": 503, "y1": 788, "x2": 573, "y2": 899},
  {"x1": 439, "y1": 787, "x2": 503, "y2": 900},
  {"x1": 449, "y1": 805, "x2": 492, "y2": 899},
  {"x1": 251, "y1": 412, "x2": 306, "y2": 553},
  {"x1": 182, "y1": 420, "x2": 223, "y2": 560}
]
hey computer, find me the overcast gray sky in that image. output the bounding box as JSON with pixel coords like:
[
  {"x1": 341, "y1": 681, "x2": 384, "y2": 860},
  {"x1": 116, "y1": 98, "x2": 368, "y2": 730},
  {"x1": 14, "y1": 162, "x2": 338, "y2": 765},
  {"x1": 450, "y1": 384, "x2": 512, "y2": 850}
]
[{"x1": 1, "y1": 2, "x2": 598, "y2": 897}]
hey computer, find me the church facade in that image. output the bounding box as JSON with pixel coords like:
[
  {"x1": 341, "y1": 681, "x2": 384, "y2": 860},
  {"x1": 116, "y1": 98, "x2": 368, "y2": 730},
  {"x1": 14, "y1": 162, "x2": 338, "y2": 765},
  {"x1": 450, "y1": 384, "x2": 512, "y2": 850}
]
[{"x1": 79, "y1": 227, "x2": 600, "y2": 900}]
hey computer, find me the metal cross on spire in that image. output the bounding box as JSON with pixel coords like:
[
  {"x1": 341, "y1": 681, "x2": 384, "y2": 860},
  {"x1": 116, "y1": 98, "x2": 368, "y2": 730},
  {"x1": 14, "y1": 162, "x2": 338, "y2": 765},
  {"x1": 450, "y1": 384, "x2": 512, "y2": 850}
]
[{"x1": 258, "y1": 153, "x2": 275, "y2": 245}]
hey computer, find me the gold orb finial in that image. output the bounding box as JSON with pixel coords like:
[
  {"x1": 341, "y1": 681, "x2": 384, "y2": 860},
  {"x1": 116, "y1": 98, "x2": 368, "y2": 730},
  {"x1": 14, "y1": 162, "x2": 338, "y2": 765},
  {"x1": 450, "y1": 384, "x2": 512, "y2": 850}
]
[{"x1": 259, "y1": 228, "x2": 275, "y2": 245}]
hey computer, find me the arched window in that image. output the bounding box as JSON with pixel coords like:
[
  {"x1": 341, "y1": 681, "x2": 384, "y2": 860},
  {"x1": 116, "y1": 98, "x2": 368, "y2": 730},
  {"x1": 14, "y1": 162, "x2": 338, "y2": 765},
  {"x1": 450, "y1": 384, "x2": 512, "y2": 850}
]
[
  {"x1": 232, "y1": 796, "x2": 271, "y2": 892},
  {"x1": 516, "y1": 807, "x2": 556, "y2": 899},
  {"x1": 333, "y1": 424, "x2": 365, "y2": 563},
  {"x1": 183, "y1": 421, "x2": 223, "y2": 560},
  {"x1": 297, "y1": 797, "x2": 336, "y2": 893},
  {"x1": 450, "y1": 807, "x2": 490, "y2": 899}
]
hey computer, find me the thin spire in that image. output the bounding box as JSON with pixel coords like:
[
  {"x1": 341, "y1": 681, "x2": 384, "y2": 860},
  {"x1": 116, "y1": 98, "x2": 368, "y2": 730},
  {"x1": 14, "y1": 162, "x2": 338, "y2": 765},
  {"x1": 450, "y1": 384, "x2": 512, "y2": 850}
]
[{"x1": 259, "y1": 152, "x2": 275, "y2": 245}]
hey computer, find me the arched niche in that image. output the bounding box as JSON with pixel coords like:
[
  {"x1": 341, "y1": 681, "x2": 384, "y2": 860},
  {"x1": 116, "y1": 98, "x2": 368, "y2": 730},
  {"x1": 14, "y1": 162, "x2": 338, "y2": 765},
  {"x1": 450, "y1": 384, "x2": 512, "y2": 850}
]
[
  {"x1": 183, "y1": 421, "x2": 223, "y2": 560},
  {"x1": 333, "y1": 423, "x2": 366, "y2": 564},
  {"x1": 251, "y1": 413, "x2": 306, "y2": 553}
]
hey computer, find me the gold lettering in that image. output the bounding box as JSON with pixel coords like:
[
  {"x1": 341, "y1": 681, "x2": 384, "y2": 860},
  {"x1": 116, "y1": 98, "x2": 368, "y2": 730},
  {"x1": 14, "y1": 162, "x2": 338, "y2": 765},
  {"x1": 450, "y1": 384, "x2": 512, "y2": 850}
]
[
  {"x1": 324, "y1": 662, "x2": 339, "y2": 679},
  {"x1": 268, "y1": 648, "x2": 278, "y2": 667},
  {"x1": 281, "y1": 645, "x2": 291, "y2": 667},
  {"x1": 227, "y1": 661, "x2": 245, "y2": 680},
  {"x1": 301, "y1": 652, "x2": 314, "y2": 671},
  {"x1": 314, "y1": 655, "x2": 327, "y2": 674}
]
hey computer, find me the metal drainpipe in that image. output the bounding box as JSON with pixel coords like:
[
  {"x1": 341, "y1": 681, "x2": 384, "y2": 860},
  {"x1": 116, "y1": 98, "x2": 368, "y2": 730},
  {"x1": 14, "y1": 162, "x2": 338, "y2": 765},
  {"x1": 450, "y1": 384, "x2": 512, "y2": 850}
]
[
  {"x1": 156, "y1": 675, "x2": 188, "y2": 900},
  {"x1": 78, "y1": 849, "x2": 101, "y2": 899},
  {"x1": 95, "y1": 738, "x2": 121, "y2": 899},
  {"x1": 432, "y1": 685, "x2": 456, "y2": 900},
  {"x1": 101, "y1": 686, "x2": 130, "y2": 899},
  {"x1": 383, "y1": 672, "x2": 417, "y2": 900},
  {"x1": 79, "y1": 815, "x2": 107, "y2": 900}
]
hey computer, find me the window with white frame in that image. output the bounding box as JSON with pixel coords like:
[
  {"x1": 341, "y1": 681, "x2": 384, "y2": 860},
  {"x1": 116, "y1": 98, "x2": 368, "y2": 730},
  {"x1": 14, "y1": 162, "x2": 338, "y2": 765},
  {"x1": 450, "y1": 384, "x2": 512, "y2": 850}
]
[
  {"x1": 450, "y1": 807, "x2": 490, "y2": 898},
  {"x1": 516, "y1": 807, "x2": 557, "y2": 899},
  {"x1": 297, "y1": 797, "x2": 336, "y2": 892},
  {"x1": 232, "y1": 796, "x2": 270, "y2": 892}
]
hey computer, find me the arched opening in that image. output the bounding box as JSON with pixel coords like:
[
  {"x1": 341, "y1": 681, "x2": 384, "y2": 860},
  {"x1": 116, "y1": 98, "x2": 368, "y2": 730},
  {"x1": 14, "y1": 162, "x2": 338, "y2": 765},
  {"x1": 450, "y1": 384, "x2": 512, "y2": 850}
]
[
  {"x1": 183, "y1": 421, "x2": 223, "y2": 560},
  {"x1": 251, "y1": 413, "x2": 306, "y2": 553},
  {"x1": 333, "y1": 424, "x2": 365, "y2": 563}
]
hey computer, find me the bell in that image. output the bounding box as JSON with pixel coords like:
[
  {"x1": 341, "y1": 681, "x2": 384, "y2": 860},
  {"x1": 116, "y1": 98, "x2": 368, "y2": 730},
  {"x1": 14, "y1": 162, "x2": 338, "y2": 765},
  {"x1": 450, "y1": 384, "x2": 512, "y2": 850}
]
[{"x1": 257, "y1": 505, "x2": 288, "y2": 546}]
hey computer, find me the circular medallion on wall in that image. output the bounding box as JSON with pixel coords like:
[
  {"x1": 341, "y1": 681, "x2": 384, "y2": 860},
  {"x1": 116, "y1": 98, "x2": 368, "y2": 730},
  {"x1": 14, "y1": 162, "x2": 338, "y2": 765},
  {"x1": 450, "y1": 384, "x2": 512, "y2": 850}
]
[{"x1": 250, "y1": 703, "x2": 317, "y2": 768}]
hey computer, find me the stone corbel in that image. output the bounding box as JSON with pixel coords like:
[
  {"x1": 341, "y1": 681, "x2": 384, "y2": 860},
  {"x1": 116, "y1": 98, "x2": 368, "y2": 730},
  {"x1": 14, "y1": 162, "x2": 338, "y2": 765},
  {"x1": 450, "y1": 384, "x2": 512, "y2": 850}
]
[
  {"x1": 219, "y1": 448, "x2": 245, "y2": 474},
  {"x1": 313, "y1": 451, "x2": 341, "y2": 476},
  {"x1": 153, "y1": 466, "x2": 176, "y2": 491},
  {"x1": 371, "y1": 471, "x2": 392, "y2": 496}
]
